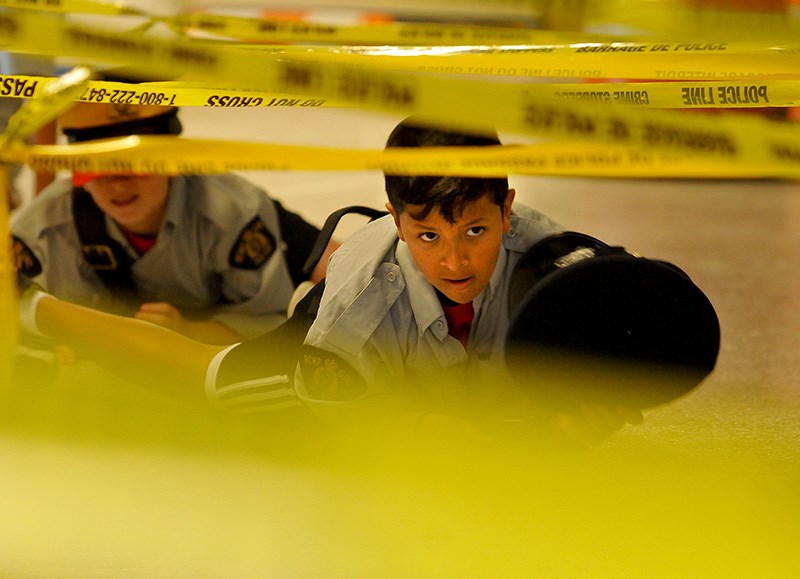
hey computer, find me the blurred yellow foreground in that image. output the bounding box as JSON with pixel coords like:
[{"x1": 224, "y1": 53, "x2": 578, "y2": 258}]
[{"x1": 1, "y1": 356, "x2": 797, "y2": 578}]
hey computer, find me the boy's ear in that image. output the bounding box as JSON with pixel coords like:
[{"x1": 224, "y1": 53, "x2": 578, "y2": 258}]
[
  {"x1": 503, "y1": 189, "x2": 516, "y2": 232},
  {"x1": 385, "y1": 202, "x2": 405, "y2": 241}
]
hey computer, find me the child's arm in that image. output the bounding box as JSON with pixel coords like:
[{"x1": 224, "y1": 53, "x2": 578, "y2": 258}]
[{"x1": 31, "y1": 293, "x2": 223, "y2": 403}]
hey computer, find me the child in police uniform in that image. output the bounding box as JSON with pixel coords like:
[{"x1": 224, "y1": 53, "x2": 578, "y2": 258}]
[
  {"x1": 12, "y1": 100, "x2": 338, "y2": 345},
  {"x1": 290, "y1": 118, "x2": 642, "y2": 442},
  {"x1": 19, "y1": 117, "x2": 640, "y2": 445}
]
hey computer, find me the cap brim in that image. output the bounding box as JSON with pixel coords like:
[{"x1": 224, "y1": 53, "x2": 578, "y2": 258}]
[{"x1": 72, "y1": 172, "x2": 107, "y2": 187}]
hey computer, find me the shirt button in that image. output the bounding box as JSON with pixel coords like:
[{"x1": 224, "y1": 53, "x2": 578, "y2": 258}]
[
  {"x1": 387, "y1": 272, "x2": 396, "y2": 282},
  {"x1": 435, "y1": 320, "x2": 444, "y2": 330}
]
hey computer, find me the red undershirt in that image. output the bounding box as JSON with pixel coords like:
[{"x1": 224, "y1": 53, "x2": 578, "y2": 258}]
[
  {"x1": 121, "y1": 229, "x2": 157, "y2": 255},
  {"x1": 439, "y1": 293, "x2": 475, "y2": 347}
]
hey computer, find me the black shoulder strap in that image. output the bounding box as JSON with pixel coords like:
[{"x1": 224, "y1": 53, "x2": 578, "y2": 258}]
[
  {"x1": 71, "y1": 188, "x2": 140, "y2": 307},
  {"x1": 301, "y1": 205, "x2": 388, "y2": 277}
]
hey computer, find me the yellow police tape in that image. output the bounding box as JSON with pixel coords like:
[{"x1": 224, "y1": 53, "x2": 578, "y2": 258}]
[
  {"x1": 4, "y1": 7, "x2": 800, "y2": 82},
  {"x1": 234, "y1": 40, "x2": 800, "y2": 80},
  {"x1": 0, "y1": 8, "x2": 800, "y2": 176},
  {"x1": 1, "y1": 7, "x2": 800, "y2": 177},
  {"x1": 167, "y1": 5, "x2": 800, "y2": 48},
  {"x1": 0, "y1": 0, "x2": 143, "y2": 16},
  {"x1": 0, "y1": 75, "x2": 344, "y2": 108},
  {"x1": 11, "y1": 0, "x2": 800, "y2": 46},
  {"x1": 3, "y1": 135, "x2": 794, "y2": 179},
  {"x1": 1, "y1": 68, "x2": 93, "y2": 145},
  {"x1": 168, "y1": 12, "x2": 594, "y2": 46},
  {"x1": 0, "y1": 166, "x2": 15, "y2": 388},
  {"x1": 4, "y1": 74, "x2": 799, "y2": 110},
  {"x1": 0, "y1": 65, "x2": 92, "y2": 378}
]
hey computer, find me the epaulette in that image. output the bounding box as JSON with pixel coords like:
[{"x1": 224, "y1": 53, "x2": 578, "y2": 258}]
[
  {"x1": 229, "y1": 216, "x2": 276, "y2": 270},
  {"x1": 11, "y1": 236, "x2": 42, "y2": 278}
]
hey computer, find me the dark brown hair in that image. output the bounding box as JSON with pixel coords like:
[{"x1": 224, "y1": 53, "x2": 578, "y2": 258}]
[{"x1": 384, "y1": 117, "x2": 509, "y2": 223}]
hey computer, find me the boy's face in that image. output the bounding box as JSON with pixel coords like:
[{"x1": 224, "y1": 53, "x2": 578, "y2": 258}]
[
  {"x1": 388, "y1": 189, "x2": 515, "y2": 304},
  {"x1": 83, "y1": 175, "x2": 170, "y2": 235}
]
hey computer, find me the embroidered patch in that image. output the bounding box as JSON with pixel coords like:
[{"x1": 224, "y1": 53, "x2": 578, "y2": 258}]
[
  {"x1": 229, "y1": 216, "x2": 276, "y2": 270},
  {"x1": 11, "y1": 236, "x2": 42, "y2": 278},
  {"x1": 299, "y1": 345, "x2": 367, "y2": 402},
  {"x1": 81, "y1": 244, "x2": 119, "y2": 270}
]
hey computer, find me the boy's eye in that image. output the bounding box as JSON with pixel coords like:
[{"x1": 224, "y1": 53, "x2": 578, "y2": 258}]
[
  {"x1": 466, "y1": 226, "x2": 485, "y2": 237},
  {"x1": 419, "y1": 232, "x2": 438, "y2": 242}
]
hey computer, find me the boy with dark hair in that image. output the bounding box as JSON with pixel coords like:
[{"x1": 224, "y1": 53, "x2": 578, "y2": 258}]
[{"x1": 292, "y1": 118, "x2": 587, "y2": 435}]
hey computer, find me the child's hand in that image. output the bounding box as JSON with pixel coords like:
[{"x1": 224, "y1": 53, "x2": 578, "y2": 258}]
[
  {"x1": 134, "y1": 302, "x2": 188, "y2": 335},
  {"x1": 134, "y1": 302, "x2": 241, "y2": 344}
]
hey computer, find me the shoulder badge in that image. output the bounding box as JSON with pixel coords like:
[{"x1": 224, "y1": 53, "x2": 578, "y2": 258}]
[
  {"x1": 229, "y1": 216, "x2": 276, "y2": 270},
  {"x1": 11, "y1": 236, "x2": 42, "y2": 278},
  {"x1": 299, "y1": 345, "x2": 367, "y2": 402},
  {"x1": 81, "y1": 244, "x2": 119, "y2": 270}
]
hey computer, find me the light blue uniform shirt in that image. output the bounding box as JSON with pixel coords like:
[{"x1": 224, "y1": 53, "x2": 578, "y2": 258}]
[
  {"x1": 11, "y1": 174, "x2": 297, "y2": 337},
  {"x1": 297, "y1": 203, "x2": 562, "y2": 425}
]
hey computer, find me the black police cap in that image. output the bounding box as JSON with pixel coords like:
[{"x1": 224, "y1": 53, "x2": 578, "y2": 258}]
[{"x1": 505, "y1": 232, "x2": 721, "y2": 411}]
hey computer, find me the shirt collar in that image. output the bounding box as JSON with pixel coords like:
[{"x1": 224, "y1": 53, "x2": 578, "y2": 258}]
[
  {"x1": 395, "y1": 241, "x2": 448, "y2": 337},
  {"x1": 161, "y1": 176, "x2": 186, "y2": 227}
]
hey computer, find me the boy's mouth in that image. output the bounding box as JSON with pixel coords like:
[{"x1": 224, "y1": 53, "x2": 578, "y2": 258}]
[
  {"x1": 110, "y1": 195, "x2": 138, "y2": 207},
  {"x1": 443, "y1": 276, "x2": 473, "y2": 289}
]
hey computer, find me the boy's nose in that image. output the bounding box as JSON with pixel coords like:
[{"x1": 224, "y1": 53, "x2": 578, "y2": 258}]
[{"x1": 440, "y1": 241, "x2": 468, "y2": 271}]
